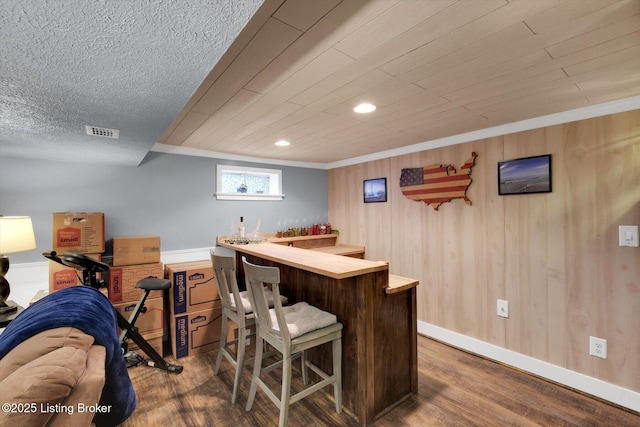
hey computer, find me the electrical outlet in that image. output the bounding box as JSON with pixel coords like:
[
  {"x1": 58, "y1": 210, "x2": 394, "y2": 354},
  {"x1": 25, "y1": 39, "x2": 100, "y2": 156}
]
[
  {"x1": 497, "y1": 299, "x2": 509, "y2": 318},
  {"x1": 589, "y1": 336, "x2": 607, "y2": 359}
]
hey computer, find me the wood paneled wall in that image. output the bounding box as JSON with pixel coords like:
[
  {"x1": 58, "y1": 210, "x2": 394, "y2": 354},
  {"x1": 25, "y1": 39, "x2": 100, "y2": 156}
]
[{"x1": 328, "y1": 110, "x2": 639, "y2": 392}]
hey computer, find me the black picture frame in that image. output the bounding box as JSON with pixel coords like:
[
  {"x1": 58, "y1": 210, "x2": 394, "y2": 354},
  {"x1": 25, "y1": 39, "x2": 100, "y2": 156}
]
[
  {"x1": 498, "y1": 154, "x2": 552, "y2": 195},
  {"x1": 363, "y1": 177, "x2": 387, "y2": 203}
]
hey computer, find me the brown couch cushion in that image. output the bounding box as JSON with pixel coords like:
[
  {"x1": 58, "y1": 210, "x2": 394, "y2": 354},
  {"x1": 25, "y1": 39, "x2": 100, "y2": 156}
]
[
  {"x1": 50, "y1": 344, "x2": 107, "y2": 427},
  {"x1": 0, "y1": 327, "x2": 94, "y2": 383},
  {"x1": 0, "y1": 345, "x2": 89, "y2": 426}
]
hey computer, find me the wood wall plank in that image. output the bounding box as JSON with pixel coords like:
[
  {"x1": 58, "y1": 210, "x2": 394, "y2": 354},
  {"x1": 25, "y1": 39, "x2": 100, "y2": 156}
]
[
  {"x1": 272, "y1": 0, "x2": 340, "y2": 32},
  {"x1": 544, "y1": 14, "x2": 640, "y2": 58},
  {"x1": 523, "y1": 0, "x2": 620, "y2": 35},
  {"x1": 545, "y1": 124, "x2": 569, "y2": 367},
  {"x1": 156, "y1": 78, "x2": 214, "y2": 145},
  {"x1": 328, "y1": 109, "x2": 640, "y2": 394},
  {"x1": 192, "y1": 18, "x2": 302, "y2": 115},
  {"x1": 183, "y1": 89, "x2": 263, "y2": 147},
  {"x1": 333, "y1": 0, "x2": 457, "y2": 59},
  {"x1": 162, "y1": 112, "x2": 210, "y2": 146},
  {"x1": 244, "y1": 0, "x2": 396, "y2": 95},
  {"x1": 203, "y1": 0, "x2": 287, "y2": 83},
  {"x1": 377, "y1": 0, "x2": 511, "y2": 77},
  {"x1": 594, "y1": 112, "x2": 640, "y2": 390}
]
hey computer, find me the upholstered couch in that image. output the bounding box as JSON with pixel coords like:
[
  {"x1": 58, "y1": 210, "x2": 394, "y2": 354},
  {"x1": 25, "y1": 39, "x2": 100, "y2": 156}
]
[
  {"x1": 0, "y1": 326, "x2": 106, "y2": 426},
  {"x1": 0, "y1": 286, "x2": 136, "y2": 426}
]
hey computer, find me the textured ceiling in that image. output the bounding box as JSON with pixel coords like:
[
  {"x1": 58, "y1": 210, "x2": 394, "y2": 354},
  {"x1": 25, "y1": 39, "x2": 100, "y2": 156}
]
[{"x1": 0, "y1": 0, "x2": 263, "y2": 166}]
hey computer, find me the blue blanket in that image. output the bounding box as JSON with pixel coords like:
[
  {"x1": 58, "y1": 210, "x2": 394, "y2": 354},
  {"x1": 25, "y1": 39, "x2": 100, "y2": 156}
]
[{"x1": 0, "y1": 286, "x2": 136, "y2": 426}]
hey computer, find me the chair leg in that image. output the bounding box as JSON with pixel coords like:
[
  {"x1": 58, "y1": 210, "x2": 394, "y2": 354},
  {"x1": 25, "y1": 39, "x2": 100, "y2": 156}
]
[
  {"x1": 245, "y1": 335, "x2": 263, "y2": 412},
  {"x1": 301, "y1": 350, "x2": 308, "y2": 385},
  {"x1": 214, "y1": 313, "x2": 228, "y2": 376},
  {"x1": 232, "y1": 326, "x2": 247, "y2": 404},
  {"x1": 333, "y1": 337, "x2": 342, "y2": 413},
  {"x1": 279, "y1": 351, "x2": 292, "y2": 427}
]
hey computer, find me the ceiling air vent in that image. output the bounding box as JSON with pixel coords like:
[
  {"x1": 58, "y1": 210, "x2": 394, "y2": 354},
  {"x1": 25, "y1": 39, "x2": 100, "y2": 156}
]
[{"x1": 85, "y1": 125, "x2": 120, "y2": 139}]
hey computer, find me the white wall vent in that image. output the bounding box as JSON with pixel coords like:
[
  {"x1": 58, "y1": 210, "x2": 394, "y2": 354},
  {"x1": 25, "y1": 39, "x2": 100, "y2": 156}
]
[{"x1": 85, "y1": 125, "x2": 120, "y2": 139}]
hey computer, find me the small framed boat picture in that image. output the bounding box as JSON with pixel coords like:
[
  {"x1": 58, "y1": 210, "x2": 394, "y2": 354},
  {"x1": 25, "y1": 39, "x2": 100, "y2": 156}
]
[
  {"x1": 498, "y1": 154, "x2": 552, "y2": 196},
  {"x1": 364, "y1": 177, "x2": 387, "y2": 203}
]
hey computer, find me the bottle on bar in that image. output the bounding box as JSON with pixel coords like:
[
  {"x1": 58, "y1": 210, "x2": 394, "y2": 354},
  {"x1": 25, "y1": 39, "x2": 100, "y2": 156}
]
[{"x1": 239, "y1": 216, "x2": 245, "y2": 239}]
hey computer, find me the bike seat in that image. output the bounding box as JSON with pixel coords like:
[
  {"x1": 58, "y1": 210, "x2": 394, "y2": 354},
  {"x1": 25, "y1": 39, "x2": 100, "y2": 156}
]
[{"x1": 135, "y1": 277, "x2": 170, "y2": 291}]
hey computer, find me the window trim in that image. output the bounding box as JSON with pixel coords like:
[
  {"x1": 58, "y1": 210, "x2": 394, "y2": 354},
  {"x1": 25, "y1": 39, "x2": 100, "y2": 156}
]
[{"x1": 215, "y1": 164, "x2": 284, "y2": 201}]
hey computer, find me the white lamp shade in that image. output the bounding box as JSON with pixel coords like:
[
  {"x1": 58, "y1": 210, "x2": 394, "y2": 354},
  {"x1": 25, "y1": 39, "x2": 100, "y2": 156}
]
[{"x1": 0, "y1": 216, "x2": 37, "y2": 255}]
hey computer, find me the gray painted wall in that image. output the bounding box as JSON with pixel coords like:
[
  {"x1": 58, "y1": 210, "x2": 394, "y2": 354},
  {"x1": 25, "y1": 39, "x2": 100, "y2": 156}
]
[{"x1": 0, "y1": 151, "x2": 328, "y2": 262}]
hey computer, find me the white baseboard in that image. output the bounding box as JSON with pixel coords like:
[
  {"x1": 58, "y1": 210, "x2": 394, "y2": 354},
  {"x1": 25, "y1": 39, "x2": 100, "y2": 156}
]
[
  {"x1": 418, "y1": 321, "x2": 640, "y2": 413},
  {"x1": 5, "y1": 256, "x2": 638, "y2": 413},
  {"x1": 159, "y1": 247, "x2": 212, "y2": 264}
]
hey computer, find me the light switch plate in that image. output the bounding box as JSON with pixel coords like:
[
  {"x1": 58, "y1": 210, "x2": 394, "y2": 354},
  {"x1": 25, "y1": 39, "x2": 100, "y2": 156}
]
[
  {"x1": 497, "y1": 299, "x2": 509, "y2": 318},
  {"x1": 619, "y1": 225, "x2": 639, "y2": 247}
]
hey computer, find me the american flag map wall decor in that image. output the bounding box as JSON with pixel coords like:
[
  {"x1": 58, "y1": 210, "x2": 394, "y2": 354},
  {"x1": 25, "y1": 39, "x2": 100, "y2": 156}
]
[{"x1": 400, "y1": 152, "x2": 477, "y2": 210}]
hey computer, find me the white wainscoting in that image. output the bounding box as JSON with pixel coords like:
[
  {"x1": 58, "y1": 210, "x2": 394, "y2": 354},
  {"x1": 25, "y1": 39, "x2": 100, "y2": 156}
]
[{"x1": 5, "y1": 247, "x2": 214, "y2": 308}]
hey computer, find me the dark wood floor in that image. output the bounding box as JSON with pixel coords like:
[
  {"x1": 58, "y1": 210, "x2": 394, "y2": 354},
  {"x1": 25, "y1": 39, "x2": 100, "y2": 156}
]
[{"x1": 119, "y1": 335, "x2": 639, "y2": 426}]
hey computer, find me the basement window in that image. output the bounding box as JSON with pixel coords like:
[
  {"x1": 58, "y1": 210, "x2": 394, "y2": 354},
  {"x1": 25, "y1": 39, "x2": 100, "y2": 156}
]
[{"x1": 215, "y1": 165, "x2": 284, "y2": 201}]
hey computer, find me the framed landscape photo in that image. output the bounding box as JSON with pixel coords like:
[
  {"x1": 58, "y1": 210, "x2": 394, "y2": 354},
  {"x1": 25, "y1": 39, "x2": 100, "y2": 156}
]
[
  {"x1": 363, "y1": 177, "x2": 387, "y2": 203},
  {"x1": 498, "y1": 154, "x2": 552, "y2": 196}
]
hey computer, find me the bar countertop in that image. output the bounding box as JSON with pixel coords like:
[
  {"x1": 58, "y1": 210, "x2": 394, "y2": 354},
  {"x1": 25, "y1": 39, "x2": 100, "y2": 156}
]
[
  {"x1": 308, "y1": 244, "x2": 365, "y2": 257},
  {"x1": 217, "y1": 235, "x2": 419, "y2": 425},
  {"x1": 217, "y1": 237, "x2": 388, "y2": 280}
]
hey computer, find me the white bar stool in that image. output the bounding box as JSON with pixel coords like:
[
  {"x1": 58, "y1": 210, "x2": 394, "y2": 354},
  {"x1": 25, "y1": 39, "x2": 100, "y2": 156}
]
[
  {"x1": 210, "y1": 248, "x2": 286, "y2": 404},
  {"x1": 242, "y1": 256, "x2": 343, "y2": 427}
]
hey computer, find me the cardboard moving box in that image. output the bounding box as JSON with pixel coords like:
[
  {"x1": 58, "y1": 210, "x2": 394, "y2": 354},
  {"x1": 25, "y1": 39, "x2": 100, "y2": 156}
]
[
  {"x1": 127, "y1": 330, "x2": 165, "y2": 359},
  {"x1": 29, "y1": 290, "x2": 48, "y2": 305},
  {"x1": 108, "y1": 262, "x2": 164, "y2": 304},
  {"x1": 52, "y1": 212, "x2": 105, "y2": 254},
  {"x1": 114, "y1": 296, "x2": 164, "y2": 336},
  {"x1": 49, "y1": 254, "x2": 103, "y2": 292},
  {"x1": 111, "y1": 236, "x2": 161, "y2": 266},
  {"x1": 170, "y1": 305, "x2": 223, "y2": 359},
  {"x1": 165, "y1": 261, "x2": 219, "y2": 315}
]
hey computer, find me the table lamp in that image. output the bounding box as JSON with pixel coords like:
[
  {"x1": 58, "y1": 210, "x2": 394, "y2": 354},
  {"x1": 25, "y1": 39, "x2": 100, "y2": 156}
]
[{"x1": 0, "y1": 216, "x2": 37, "y2": 314}]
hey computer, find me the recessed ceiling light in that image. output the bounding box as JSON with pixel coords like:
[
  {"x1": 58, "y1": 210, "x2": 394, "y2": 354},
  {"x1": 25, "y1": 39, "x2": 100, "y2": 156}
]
[
  {"x1": 275, "y1": 140, "x2": 290, "y2": 147},
  {"x1": 353, "y1": 103, "x2": 376, "y2": 114}
]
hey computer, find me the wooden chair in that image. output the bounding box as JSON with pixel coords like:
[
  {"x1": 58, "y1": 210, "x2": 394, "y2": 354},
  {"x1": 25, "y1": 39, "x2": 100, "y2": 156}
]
[
  {"x1": 242, "y1": 256, "x2": 343, "y2": 427},
  {"x1": 210, "y1": 248, "x2": 286, "y2": 404}
]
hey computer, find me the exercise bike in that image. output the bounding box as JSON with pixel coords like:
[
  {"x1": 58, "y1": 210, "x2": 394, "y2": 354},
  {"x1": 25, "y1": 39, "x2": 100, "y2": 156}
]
[{"x1": 43, "y1": 250, "x2": 183, "y2": 374}]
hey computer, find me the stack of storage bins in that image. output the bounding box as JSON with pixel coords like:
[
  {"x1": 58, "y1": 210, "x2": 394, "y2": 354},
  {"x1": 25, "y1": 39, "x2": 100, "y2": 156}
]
[{"x1": 164, "y1": 260, "x2": 223, "y2": 359}]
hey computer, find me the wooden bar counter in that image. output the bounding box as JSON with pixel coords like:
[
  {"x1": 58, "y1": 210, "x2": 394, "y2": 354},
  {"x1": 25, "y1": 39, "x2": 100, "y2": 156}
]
[{"x1": 217, "y1": 237, "x2": 419, "y2": 426}]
